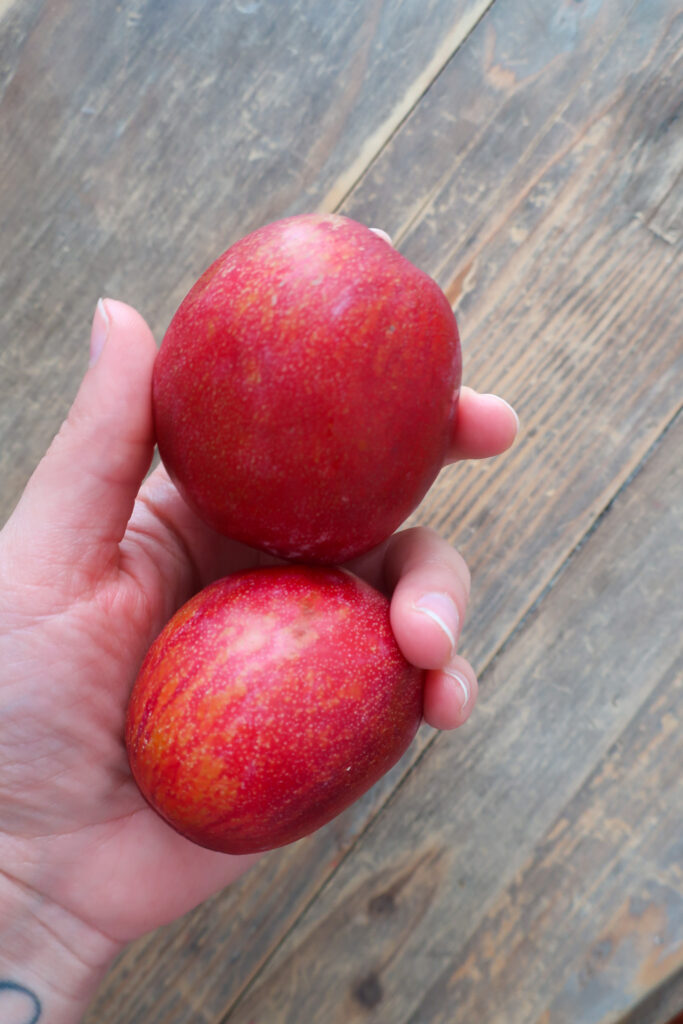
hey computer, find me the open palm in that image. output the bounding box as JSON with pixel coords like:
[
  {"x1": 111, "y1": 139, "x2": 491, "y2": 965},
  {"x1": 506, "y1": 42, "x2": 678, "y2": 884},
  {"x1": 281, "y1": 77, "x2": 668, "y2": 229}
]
[{"x1": 0, "y1": 300, "x2": 518, "y2": 959}]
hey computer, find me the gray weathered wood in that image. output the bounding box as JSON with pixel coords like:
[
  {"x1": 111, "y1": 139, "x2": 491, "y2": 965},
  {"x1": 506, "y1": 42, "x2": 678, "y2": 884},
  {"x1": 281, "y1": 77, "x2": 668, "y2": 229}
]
[{"x1": 346, "y1": 0, "x2": 683, "y2": 668}]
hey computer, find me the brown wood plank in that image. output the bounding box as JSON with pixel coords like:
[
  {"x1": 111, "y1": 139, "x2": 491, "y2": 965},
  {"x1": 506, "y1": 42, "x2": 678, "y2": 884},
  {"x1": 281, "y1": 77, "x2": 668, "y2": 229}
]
[
  {"x1": 82, "y1": 0, "x2": 683, "y2": 1019},
  {"x1": 226, "y1": 414, "x2": 683, "y2": 1023},
  {"x1": 0, "y1": 0, "x2": 490, "y2": 523}
]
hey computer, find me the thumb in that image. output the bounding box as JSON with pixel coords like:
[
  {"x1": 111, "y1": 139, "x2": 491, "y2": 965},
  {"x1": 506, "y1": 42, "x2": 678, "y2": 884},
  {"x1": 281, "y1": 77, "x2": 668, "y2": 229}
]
[{"x1": 10, "y1": 299, "x2": 158, "y2": 584}]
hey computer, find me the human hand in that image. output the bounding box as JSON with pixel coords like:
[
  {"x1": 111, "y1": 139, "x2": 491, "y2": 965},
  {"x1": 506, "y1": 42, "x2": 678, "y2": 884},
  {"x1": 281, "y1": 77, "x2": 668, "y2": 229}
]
[{"x1": 0, "y1": 299, "x2": 518, "y2": 1023}]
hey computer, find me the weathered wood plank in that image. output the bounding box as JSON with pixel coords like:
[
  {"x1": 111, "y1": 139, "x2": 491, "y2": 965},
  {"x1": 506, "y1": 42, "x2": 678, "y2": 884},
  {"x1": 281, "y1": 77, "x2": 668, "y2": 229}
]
[
  {"x1": 226, "y1": 415, "x2": 683, "y2": 1022},
  {"x1": 347, "y1": 0, "x2": 683, "y2": 669},
  {"x1": 405, "y1": 667, "x2": 683, "y2": 1023},
  {"x1": 83, "y1": 0, "x2": 683, "y2": 1019}
]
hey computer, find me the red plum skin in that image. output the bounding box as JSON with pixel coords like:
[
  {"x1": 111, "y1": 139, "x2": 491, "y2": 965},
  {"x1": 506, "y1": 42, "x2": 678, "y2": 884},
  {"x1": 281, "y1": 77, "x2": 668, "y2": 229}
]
[
  {"x1": 152, "y1": 214, "x2": 461, "y2": 563},
  {"x1": 125, "y1": 567, "x2": 425, "y2": 854}
]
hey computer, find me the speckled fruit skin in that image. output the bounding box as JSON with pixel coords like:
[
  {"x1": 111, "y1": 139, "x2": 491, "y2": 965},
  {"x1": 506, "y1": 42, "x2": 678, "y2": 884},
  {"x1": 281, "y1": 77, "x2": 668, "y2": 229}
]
[
  {"x1": 153, "y1": 213, "x2": 461, "y2": 563},
  {"x1": 125, "y1": 567, "x2": 424, "y2": 854}
]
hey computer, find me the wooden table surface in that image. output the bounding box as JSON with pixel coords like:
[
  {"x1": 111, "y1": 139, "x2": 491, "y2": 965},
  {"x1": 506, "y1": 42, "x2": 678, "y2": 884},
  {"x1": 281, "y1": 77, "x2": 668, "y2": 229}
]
[{"x1": 2, "y1": 1, "x2": 682, "y2": 1022}]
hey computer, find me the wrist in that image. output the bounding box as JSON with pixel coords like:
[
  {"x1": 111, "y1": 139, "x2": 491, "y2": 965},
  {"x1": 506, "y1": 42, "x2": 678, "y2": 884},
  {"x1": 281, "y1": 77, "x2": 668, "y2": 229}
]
[{"x1": 0, "y1": 861, "x2": 122, "y2": 1024}]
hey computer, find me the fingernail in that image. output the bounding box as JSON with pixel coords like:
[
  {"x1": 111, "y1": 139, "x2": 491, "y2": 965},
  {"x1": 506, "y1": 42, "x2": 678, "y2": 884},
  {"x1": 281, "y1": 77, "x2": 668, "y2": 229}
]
[
  {"x1": 413, "y1": 592, "x2": 459, "y2": 658},
  {"x1": 370, "y1": 227, "x2": 393, "y2": 247},
  {"x1": 487, "y1": 395, "x2": 520, "y2": 434},
  {"x1": 90, "y1": 297, "x2": 110, "y2": 367},
  {"x1": 444, "y1": 668, "x2": 471, "y2": 709}
]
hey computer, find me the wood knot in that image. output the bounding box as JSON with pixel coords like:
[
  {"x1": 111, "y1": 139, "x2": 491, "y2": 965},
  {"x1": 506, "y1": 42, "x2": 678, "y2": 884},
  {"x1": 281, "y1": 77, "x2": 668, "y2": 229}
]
[
  {"x1": 352, "y1": 972, "x2": 383, "y2": 1009},
  {"x1": 368, "y1": 891, "x2": 396, "y2": 916}
]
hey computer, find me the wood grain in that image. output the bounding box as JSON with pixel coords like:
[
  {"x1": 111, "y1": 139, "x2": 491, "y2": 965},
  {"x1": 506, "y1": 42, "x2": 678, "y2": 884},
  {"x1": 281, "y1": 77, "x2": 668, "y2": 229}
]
[
  {"x1": 227, "y1": 415, "x2": 683, "y2": 1023},
  {"x1": 347, "y1": 0, "x2": 683, "y2": 668},
  {"x1": 81, "y1": 0, "x2": 682, "y2": 1019}
]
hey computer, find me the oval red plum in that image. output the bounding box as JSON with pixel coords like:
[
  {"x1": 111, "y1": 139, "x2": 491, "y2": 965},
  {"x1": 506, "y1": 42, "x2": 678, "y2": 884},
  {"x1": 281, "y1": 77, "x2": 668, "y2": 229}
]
[
  {"x1": 125, "y1": 567, "x2": 425, "y2": 854},
  {"x1": 153, "y1": 213, "x2": 461, "y2": 563}
]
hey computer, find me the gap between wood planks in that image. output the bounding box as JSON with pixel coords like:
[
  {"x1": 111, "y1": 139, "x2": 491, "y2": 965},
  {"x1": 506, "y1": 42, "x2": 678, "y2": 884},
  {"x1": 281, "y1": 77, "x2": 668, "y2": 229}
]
[
  {"x1": 484, "y1": 404, "x2": 683, "y2": 680},
  {"x1": 616, "y1": 966, "x2": 683, "y2": 1024},
  {"x1": 319, "y1": 0, "x2": 497, "y2": 216},
  {"x1": 219, "y1": 429, "x2": 682, "y2": 1018}
]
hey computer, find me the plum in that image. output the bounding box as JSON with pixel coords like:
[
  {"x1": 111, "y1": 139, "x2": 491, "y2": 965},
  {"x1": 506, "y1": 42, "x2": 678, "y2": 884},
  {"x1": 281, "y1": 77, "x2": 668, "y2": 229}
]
[
  {"x1": 125, "y1": 566, "x2": 424, "y2": 854},
  {"x1": 153, "y1": 213, "x2": 461, "y2": 562}
]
